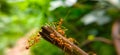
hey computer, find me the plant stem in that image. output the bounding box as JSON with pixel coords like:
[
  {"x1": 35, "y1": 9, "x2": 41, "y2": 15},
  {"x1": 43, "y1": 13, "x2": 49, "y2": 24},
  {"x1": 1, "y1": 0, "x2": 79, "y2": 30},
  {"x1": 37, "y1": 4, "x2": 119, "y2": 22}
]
[{"x1": 40, "y1": 26, "x2": 88, "y2": 55}]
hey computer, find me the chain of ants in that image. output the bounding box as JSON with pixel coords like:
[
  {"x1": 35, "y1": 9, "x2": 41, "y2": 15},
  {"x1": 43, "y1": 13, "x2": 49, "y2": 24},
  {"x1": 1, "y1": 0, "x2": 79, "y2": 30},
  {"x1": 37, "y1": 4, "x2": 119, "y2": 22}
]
[
  {"x1": 25, "y1": 19, "x2": 97, "y2": 55},
  {"x1": 25, "y1": 33, "x2": 40, "y2": 49},
  {"x1": 25, "y1": 19, "x2": 75, "y2": 51},
  {"x1": 50, "y1": 19, "x2": 75, "y2": 53}
]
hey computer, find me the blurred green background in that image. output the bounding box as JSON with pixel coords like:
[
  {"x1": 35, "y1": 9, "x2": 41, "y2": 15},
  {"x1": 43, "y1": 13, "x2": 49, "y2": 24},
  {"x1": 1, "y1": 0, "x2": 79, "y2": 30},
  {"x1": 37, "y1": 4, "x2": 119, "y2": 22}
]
[{"x1": 0, "y1": 0, "x2": 120, "y2": 55}]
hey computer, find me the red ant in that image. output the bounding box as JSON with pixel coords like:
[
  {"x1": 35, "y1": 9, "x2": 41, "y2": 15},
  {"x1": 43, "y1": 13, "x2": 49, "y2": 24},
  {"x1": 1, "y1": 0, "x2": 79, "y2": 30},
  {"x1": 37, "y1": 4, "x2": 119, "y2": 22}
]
[{"x1": 25, "y1": 33, "x2": 40, "y2": 49}]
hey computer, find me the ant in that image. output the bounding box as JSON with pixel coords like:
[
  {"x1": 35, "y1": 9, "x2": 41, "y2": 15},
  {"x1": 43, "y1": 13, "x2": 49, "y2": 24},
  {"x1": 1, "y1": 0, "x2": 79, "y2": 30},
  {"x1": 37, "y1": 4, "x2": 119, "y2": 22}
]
[
  {"x1": 50, "y1": 32, "x2": 73, "y2": 53},
  {"x1": 50, "y1": 33, "x2": 63, "y2": 47},
  {"x1": 56, "y1": 19, "x2": 65, "y2": 36},
  {"x1": 25, "y1": 33, "x2": 40, "y2": 49}
]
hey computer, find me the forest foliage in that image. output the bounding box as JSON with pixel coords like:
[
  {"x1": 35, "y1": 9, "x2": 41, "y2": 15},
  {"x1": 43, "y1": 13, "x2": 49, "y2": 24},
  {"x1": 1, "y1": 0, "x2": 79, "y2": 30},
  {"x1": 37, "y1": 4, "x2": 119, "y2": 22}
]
[{"x1": 0, "y1": 0, "x2": 120, "y2": 55}]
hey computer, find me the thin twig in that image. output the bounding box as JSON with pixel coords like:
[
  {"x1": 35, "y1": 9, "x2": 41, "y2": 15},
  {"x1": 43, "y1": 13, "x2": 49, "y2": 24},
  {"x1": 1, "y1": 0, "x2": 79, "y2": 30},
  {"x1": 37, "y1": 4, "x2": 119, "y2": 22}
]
[{"x1": 80, "y1": 37, "x2": 112, "y2": 47}]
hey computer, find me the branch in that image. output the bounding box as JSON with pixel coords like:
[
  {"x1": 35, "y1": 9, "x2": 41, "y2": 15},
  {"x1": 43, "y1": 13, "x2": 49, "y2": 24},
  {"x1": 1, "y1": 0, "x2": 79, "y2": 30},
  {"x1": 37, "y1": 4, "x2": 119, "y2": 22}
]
[
  {"x1": 80, "y1": 37, "x2": 112, "y2": 47},
  {"x1": 112, "y1": 20, "x2": 120, "y2": 55},
  {"x1": 40, "y1": 26, "x2": 88, "y2": 55}
]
